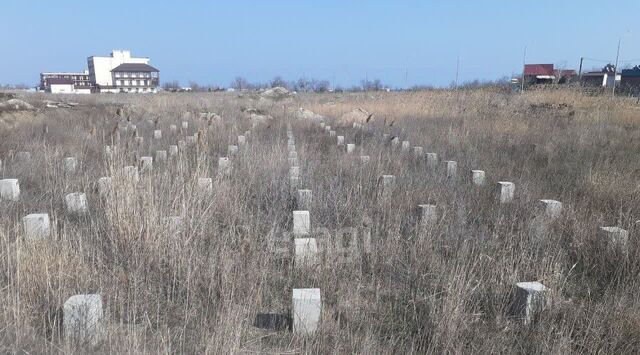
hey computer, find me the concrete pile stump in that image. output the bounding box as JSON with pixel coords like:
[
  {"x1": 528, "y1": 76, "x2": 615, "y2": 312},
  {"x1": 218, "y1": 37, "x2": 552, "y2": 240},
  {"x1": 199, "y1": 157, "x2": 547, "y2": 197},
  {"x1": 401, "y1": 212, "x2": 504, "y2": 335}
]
[
  {"x1": 497, "y1": 182, "x2": 515, "y2": 203},
  {"x1": 360, "y1": 155, "x2": 370, "y2": 164},
  {"x1": 600, "y1": 226, "x2": 629, "y2": 254},
  {"x1": 337, "y1": 136, "x2": 345, "y2": 145},
  {"x1": 238, "y1": 135, "x2": 246, "y2": 147},
  {"x1": 471, "y1": 170, "x2": 485, "y2": 186},
  {"x1": 292, "y1": 288, "x2": 321, "y2": 335},
  {"x1": 329, "y1": 130, "x2": 336, "y2": 137},
  {"x1": 443, "y1": 160, "x2": 457, "y2": 179},
  {"x1": 63, "y1": 157, "x2": 78, "y2": 173},
  {"x1": 153, "y1": 130, "x2": 162, "y2": 139},
  {"x1": 538, "y1": 199, "x2": 562, "y2": 219},
  {"x1": 513, "y1": 282, "x2": 547, "y2": 325},
  {"x1": 293, "y1": 210, "x2": 310, "y2": 236},
  {"x1": 417, "y1": 204, "x2": 437, "y2": 228},
  {"x1": 181, "y1": 121, "x2": 189, "y2": 130},
  {"x1": 413, "y1": 146, "x2": 424, "y2": 157},
  {"x1": 23, "y1": 213, "x2": 50, "y2": 240},
  {"x1": 218, "y1": 157, "x2": 231, "y2": 176},
  {"x1": 63, "y1": 294, "x2": 104, "y2": 345},
  {"x1": 139, "y1": 156, "x2": 153, "y2": 172},
  {"x1": 346, "y1": 143, "x2": 356, "y2": 154},
  {"x1": 169, "y1": 124, "x2": 177, "y2": 134},
  {"x1": 402, "y1": 141, "x2": 410, "y2": 151},
  {"x1": 380, "y1": 175, "x2": 395, "y2": 199},
  {"x1": 426, "y1": 153, "x2": 438, "y2": 170},
  {"x1": 169, "y1": 145, "x2": 178, "y2": 156},
  {"x1": 0, "y1": 179, "x2": 20, "y2": 201},
  {"x1": 65, "y1": 193, "x2": 89, "y2": 214}
]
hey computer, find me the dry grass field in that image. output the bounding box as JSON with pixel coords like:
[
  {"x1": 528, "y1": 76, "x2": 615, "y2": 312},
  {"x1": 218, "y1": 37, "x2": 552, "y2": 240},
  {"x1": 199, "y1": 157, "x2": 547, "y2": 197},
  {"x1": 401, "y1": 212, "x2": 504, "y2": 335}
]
[{"x1": 2, "y1": 88, "x2": 640, "y2": 353}]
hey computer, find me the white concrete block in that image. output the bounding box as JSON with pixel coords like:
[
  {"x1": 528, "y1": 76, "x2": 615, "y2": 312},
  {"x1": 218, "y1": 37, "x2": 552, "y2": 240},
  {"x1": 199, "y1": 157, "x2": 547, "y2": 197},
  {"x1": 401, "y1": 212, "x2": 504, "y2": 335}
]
[
  {"x1": 471, "y1": 170, "x2": 485, "y2": 186},
  {"x1": 135, "y1": 136, "x2": 144, "y2": 146},
  {"x1": 402, "y1": 140, "x2": 410, "y2": 151},
  {"x1": 155, "y1": 150, "x2": 167, "y2": 163},
  {"x1": 320, "y1": 122, "x2": 325, "y2": 128},
  {"x1": 238, "y1": 135, "x2": 246, "y2": 147},
  {"x1": 360, "y1": 155, "x2": 370, "y2": 164},
  {"x1": 178, "y1": 140, "x2": 186, "y2": 151},
  {"x1": 337, "y1": 136, "x2": 344, "y2": 145},
  {"x1": 346, "y1": 143, "x2": 355, "y2": 153},
  {"x1": 381, "y1": 175, "x2": 395, "y2": 198},
  {"x1": 123, "y1": 166, "x2": 139, "y2": 184},
  {"x1": 514, "y1": 282, "x2": 547, "y2": 325},
  {"x1": 293, "y1": 210, "x2": 310, "y2": 236},
  {"x1": 169, "y1": 124, "x2": 177, "y2": 134},
  {"x1": 153, "y1": 130, "x2": 162, "y2": 139},
  {"x1": 63, "y1": 157, "x2": 78, "y2": 173},
  {"x1": 295, "y1": 238, "x2": 318, "y2": 267},
  {"x1": 197, "y1": 178, "x2": 213, "y2": 194},
  {"x1": 169, "y1": 145, "x2": 178, "y2": 156},
  {"x1": 218, "y1": 157, "x2": 231, "y2": 176},
  {"x1": 325, "y1": 125, "x2": 331, "y2": 131},
  {"x1": 65, "y1": 193, "x2": 88, "y2": 214},
  {"x1": 444, "y1": 160, "x2": 457, "y2": 179},
  {"x1": 97, "y1": 177, "x2": 112, "y2": 197},
  {"x1": 426, "y1": 153, "x2": 438, "y2": 170},
  {"x1": 497, "y1": 181, "x2": 515, "y2": 203},
  {"x1": 104, "y1": 146, "x2": 113, "y2": 159},
  {"x1": 600, "y1": 226, "x2": 629, "y2": 252},
  {"x1": 63, "y1": 294, "x2": 103, "y2": 345},
  {"x1": 390, "y1": 137, "x2": 400, "y2": 146},
  {"x1": 0, "y1": 179, "x2": 20, "y2": 201},
  {"x1": 292, "y1": 288, "x2": 321, "y2": 335},
  {"x1": 538, "y1": 199, "x2": 562, "y2": 219},
  {"x1": 139, "y1": 156, "x2": 153, "y2": 172},
  {"x1": 329, "y1": 130, "x2": 336, "y2": 137},
  {"x1": 413, "y1": 146, "x2": 424, "y2": 157},
  {"x1": 297, "y1": 189, "x2": 312, "y2": 210},
  {"x1": 22, "y1": 213, "x2": 50, "y2": 240},
  {"x1": 181, "y1": 121, "x2": 189, "y2": 130}
]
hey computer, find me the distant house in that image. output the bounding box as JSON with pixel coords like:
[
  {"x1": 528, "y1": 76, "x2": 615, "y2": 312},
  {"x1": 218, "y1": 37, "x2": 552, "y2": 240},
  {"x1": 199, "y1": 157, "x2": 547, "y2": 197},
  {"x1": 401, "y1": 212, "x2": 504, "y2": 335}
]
[
  {"x1": 523, "y1": 64, "x2": 577, "y2": 85},
  {"x1": 48, "y1": 78, "x2": 75, "y2": 94},
  {"x1": 581, "y1": 64, "x2": 619, "y2": 88},
  {"x1": 40, "y1": 70, "x2": 92, "y2": 92},
  {"x1": 524, "y1": 64, "x2": 555, "y2": 84},
  {"x1": 110, "y1": 63, "x2": 160, "y2": 93}
]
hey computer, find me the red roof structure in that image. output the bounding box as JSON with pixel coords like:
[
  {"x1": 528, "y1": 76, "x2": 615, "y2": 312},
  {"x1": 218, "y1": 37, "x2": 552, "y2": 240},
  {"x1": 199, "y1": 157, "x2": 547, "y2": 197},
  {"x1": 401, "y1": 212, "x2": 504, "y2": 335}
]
[{"x1": 524, "y1": 64, "x2": 555, "y2": 76}]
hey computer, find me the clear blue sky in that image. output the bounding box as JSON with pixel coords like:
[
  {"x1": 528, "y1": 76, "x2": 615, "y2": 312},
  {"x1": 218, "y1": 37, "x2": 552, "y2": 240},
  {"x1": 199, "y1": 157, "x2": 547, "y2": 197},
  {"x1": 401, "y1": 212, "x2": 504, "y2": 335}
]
[{"x1": 2, "y1": 0, "x2": 639, "y2": 88}]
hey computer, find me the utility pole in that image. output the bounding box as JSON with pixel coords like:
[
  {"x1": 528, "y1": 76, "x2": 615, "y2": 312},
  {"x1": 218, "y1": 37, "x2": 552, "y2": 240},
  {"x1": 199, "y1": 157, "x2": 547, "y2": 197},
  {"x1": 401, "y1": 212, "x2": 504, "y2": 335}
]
[
  {"x1": 520, "y1": 46, "x2": 527, "y2": 92},
  {"x1": 578, "y1": 57, "x2": 584, "y2": 78},
  {"x1": 612, "y1": 38, "x2": 621, "y2": 97}
]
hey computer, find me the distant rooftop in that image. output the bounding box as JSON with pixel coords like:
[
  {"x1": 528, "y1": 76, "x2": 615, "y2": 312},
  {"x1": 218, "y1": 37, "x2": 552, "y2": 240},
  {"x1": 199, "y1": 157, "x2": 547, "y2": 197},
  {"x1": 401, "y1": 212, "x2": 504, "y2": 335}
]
[
  {"x1": 524, "y1": 64, "x2": 555, "y2": 76},
  {"x1": 111, "y1": 63, "x2": 159, "y2": 72}
]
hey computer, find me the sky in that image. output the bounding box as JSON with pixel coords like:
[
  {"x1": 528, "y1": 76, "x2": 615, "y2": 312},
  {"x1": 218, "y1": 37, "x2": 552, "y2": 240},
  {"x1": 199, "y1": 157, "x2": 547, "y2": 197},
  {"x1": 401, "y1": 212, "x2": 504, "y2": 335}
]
[{"x1": 1, "y1": 0, "x2": 640, "y2": 88}]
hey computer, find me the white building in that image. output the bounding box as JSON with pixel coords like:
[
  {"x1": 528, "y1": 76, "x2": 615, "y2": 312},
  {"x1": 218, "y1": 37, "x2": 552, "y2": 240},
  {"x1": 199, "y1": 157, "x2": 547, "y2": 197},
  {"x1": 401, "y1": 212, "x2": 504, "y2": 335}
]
[
  {"x1": 49, "y1": 78, "x2": 75, "y2": 94},
  {"x1": 87, "y1": 50, "x2": 151, "y2": 90}
]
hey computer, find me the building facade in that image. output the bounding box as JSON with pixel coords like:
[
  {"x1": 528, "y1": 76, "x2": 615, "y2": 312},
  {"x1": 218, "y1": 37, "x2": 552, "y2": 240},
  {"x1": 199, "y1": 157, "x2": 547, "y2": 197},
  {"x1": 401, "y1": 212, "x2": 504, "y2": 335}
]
[
  {"x1": 40, "y1": 70, "x2": 91, "y2": 91},
  {"x1": 110, "y1": 63, "x2": 160, "y2": 93},
  {"x1": 87, "y1": 50, "x2": 151, "y2": 90}
]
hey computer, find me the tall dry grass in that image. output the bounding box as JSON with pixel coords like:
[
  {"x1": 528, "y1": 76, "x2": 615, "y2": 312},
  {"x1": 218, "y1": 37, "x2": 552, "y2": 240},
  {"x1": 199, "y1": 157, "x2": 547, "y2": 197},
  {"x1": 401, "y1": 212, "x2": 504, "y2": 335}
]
[{"x1": 1, "y1": 88, "x2": 640, "y2": 353}]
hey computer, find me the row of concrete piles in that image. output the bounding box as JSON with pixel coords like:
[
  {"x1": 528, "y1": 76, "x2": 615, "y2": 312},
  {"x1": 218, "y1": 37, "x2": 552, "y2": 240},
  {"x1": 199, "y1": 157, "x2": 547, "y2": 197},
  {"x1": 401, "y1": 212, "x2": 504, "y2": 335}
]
[
  {"x1": 0, "y1": 119, "x2": 255, "y2": 346},
  {"x1": 312, "y1": 116, "x2": 629, "y2": 326},
  {"x1": 286, "y1": 125, "x2": 322, "y2": 336}
]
